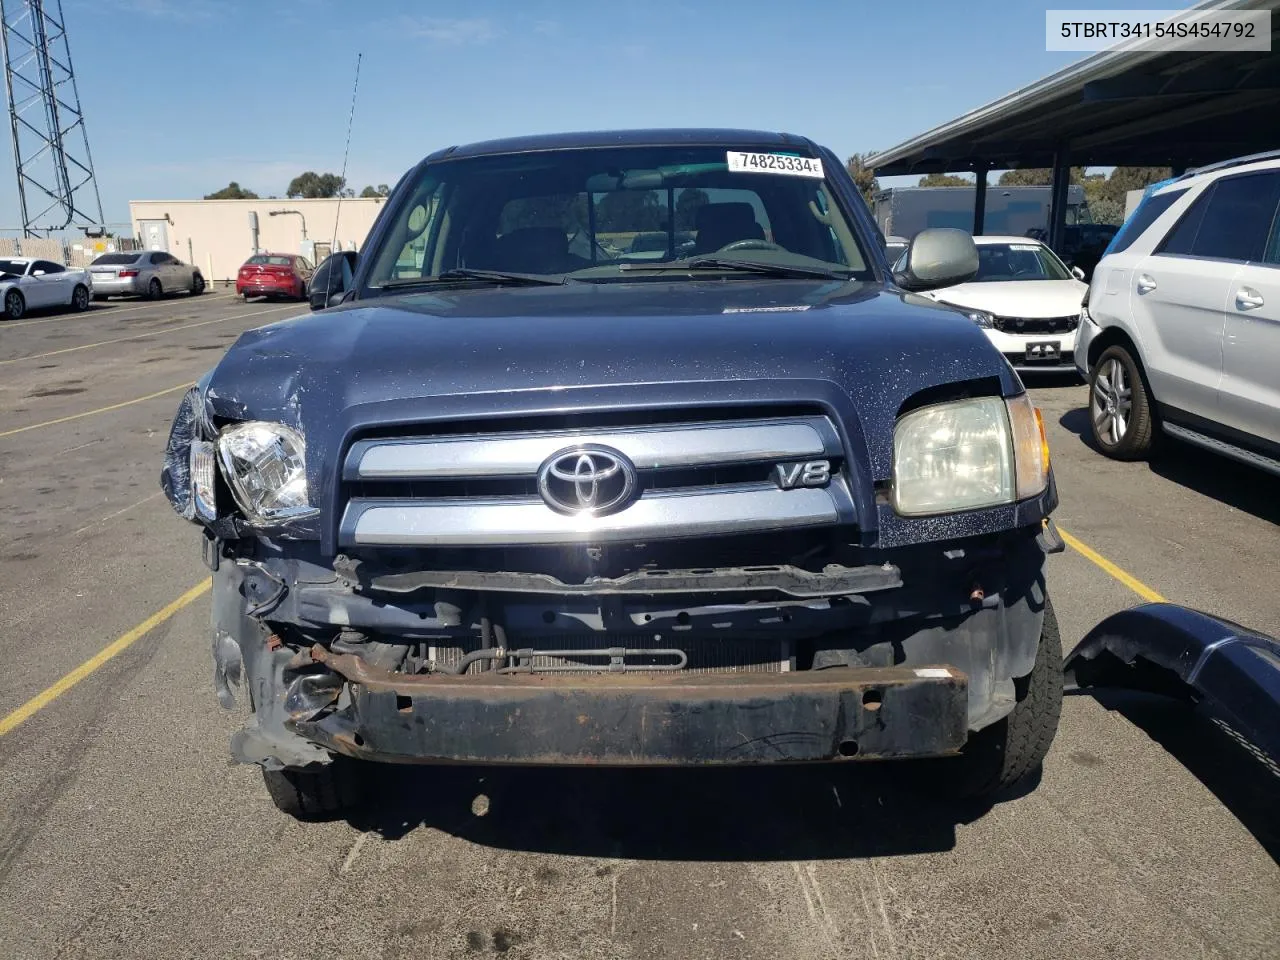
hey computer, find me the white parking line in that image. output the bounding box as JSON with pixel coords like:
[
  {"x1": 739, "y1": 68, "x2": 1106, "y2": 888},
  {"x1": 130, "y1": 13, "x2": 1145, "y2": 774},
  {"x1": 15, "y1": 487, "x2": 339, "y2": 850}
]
[
  {"x1": 0, "y1": 302, "x2": 298, "y2": 365},
  {"x1": 3, "y1": 292, "x2": 235, "y2": 328}
]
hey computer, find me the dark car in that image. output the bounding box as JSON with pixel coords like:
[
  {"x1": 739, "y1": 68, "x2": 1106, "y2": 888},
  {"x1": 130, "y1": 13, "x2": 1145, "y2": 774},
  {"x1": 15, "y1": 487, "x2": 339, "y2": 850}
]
[
  {"x1": 163, "y1": 129, "x2": 1061, "y2": 817},
  {"x1": 236, "y1": 253, "x2": 312, "y2": 301}
]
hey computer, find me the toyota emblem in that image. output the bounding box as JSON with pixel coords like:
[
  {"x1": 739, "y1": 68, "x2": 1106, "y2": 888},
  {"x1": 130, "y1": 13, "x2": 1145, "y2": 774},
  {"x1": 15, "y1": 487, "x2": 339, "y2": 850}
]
[{"x1": 537, "y1": 445, "x2": 638, "y2": 516}]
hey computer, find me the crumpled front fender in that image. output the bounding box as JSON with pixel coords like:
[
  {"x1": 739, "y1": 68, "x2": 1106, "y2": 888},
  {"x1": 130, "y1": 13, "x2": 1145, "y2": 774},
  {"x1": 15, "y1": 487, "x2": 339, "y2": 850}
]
[{"x1": 1065, "y1": 603, "x2": 1280, "y2": 767}]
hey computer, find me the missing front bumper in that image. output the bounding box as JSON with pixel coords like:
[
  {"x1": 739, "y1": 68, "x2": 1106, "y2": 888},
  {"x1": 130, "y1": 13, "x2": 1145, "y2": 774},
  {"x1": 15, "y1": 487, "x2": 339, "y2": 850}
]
[{"x1": 292, "y1": 651, "x2": 969, "y2": 765}]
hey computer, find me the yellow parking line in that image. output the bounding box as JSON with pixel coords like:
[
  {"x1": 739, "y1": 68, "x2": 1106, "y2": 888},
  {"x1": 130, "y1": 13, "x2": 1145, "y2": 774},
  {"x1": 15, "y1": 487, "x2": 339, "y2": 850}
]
[
  {"x1": 1056, "y1": 525, "x2": 1167, "y2": 603},
  {"x1": 0, "y1": 380, "x2": 194, "y2": 438},
  {"x1": 0, "y1": 302, "x2": 296, "y2": 364},
  {"x1": 0, "y1": 579, "x2": 211, "y2": 737},
  {"x1": 3, "y1": 292, "x2": 235, "y2": 328}
]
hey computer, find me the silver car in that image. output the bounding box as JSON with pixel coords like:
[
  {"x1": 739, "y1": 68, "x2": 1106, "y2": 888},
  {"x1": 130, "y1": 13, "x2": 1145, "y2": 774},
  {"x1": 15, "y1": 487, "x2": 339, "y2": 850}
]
[{"x1": 89, "y1": 250, "x2": 206, "y2": 300}]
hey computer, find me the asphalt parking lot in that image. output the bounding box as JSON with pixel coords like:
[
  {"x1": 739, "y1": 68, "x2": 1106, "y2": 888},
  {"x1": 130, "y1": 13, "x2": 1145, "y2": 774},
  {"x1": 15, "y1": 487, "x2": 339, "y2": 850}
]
[{"x1": 0, "y1": 292, "x2": 1276, "y2": 960}]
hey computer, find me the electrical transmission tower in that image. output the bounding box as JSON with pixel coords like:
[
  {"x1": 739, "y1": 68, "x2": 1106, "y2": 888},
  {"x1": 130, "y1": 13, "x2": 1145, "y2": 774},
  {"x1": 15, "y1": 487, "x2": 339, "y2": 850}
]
[{"x1": 0, "y1": 0, "x2": 102, "y2": 237}]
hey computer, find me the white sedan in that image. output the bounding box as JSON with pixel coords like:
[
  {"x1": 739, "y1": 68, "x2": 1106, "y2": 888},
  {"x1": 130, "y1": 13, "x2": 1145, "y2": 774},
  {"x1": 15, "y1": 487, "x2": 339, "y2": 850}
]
[
  {"x1": 0, "y1": 256, "x2": 94, "y2": 320},
  {"x1": 920, "y1": 236, "x2": 1088, "y2": 375}
]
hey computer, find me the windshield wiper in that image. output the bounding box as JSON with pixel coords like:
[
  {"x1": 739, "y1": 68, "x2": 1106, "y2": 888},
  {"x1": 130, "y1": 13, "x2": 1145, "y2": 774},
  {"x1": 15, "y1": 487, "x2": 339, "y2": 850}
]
[
  {"x1": 618, "y1": 257, "x2": 850, "y2": 280},
  {"x1": 380, "y1": 268, "x2": 569, "y2": 289}
]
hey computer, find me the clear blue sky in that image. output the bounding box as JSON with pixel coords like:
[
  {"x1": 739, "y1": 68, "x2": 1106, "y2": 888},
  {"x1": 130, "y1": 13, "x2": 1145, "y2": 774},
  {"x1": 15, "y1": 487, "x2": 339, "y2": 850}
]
[{"x1": 30, "y1": 0, "x2": 1153, "y2": 227}]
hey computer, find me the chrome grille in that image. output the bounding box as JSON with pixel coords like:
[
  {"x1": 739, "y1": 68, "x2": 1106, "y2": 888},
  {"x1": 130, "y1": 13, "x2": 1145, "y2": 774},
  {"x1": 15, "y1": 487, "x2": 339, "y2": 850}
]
[{"x1": 339, "y1": 414, "x2": 852, "y2": 548}]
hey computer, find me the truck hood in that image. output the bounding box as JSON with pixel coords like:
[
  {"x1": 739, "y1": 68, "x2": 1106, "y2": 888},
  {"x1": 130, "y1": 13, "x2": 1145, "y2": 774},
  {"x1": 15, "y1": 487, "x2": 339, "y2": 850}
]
[{"x1": 201, "y1": 279, "x2": 1027, "y2": 545}]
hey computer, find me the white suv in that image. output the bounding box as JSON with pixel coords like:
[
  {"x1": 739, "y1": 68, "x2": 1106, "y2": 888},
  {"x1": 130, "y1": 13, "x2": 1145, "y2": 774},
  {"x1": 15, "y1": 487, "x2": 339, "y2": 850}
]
[{"x1": 1075, "y1": 152, "x2": 1280, "y2": 474}]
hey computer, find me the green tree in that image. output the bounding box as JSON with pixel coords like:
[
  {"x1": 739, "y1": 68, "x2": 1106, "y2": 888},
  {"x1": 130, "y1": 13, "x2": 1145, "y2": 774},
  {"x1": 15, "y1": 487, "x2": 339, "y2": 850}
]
[
  {"x1": 1088, "y1": 197, "x2": 1126, "y2": 226},
  {"x1": 286, "y1": 171, "x2": 347, "y2": 199},
  {"x1": 674, "y1": 188, "x2": 709, "y2": 231},
  {"x1": 1102, "y1": 167, "x2": 1172, "y2": 203},
  {"x1": 204, "y1": 181, "x2": 258, "y2": 200},
  {"x1": 360, "y1": 184, "x2": 390, "y2": 198},
  {"x1": 845, "y1": 153, "x2": 879, "y2": 206},
  {"x1": 997, "y1": 167, "x2": 1087, "y2": 186},
  {"x1": 917, "y1": 173, "x2": 973, "y2": 187}
]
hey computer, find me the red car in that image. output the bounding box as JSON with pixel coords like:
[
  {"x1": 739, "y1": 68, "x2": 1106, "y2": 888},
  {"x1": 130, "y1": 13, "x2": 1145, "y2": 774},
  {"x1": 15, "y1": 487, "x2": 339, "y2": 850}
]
[{"x1": 236, "y1": 254, "x2": 313, "y2": 301}]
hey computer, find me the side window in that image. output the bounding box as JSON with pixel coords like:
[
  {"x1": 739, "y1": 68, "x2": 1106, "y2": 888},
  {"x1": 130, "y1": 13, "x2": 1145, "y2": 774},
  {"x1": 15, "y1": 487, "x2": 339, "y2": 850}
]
[
  {"x1": 1159, "y1": 172, "x2": 1280, "y2": 263},
  {"x1": 34, "y1": 260, "x2": 64, "y2": 275},
  {"x1": 150, "y1": 252, "x2": 167, "y2": 265},
  {"x1": 1156, "y1": 186, "x2": 1211, "y2": 256},
  {"x1": 1109, "y1": 187, "x2": 1187, "y2": 254}
]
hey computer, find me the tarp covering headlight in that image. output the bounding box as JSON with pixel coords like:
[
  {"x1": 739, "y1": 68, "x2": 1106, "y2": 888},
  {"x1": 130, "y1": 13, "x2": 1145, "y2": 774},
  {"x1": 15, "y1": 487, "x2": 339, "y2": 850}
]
[
  {"x1": 161, "y1": 387, "x2": 201, "y2": 521},
  {"x1": 217, "y1": 421, "x2": 317, "y2": 525}
]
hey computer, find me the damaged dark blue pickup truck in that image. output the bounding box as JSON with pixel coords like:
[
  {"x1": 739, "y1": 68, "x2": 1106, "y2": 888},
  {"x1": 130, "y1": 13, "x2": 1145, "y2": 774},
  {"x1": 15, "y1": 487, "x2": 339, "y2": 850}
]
[{"x1": 162, "y1": 129, "x2": 1063, "y2": 817}]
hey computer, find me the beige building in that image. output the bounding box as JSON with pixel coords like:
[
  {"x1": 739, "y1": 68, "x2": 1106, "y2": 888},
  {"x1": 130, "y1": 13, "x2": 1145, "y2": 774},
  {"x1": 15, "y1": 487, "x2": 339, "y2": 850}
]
[{"x1": 127, "y1": 197, "x2": 389, "y2": 282}]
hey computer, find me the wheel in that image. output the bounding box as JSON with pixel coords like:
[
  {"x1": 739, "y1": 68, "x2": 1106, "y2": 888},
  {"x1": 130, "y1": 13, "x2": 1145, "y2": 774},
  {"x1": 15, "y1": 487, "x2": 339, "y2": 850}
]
[
  {"x1": 3, "y1": 288, "x2": 25, "y2": 320},
  {"x1": 948, "y1": 597, "x2": 1064, "y2": 798},
  {"x1": 261, "y1": 759, "x2": 364, "y2": 819},
  {"x1": 190, "y1": 273, "x2": 205, "y2": 295},
  {"x1": 147, "y1": 277, "x2": 163, "y2": 300},
  {"x1": 1089, "y1": 344, "x2": 1155, "y2": 460},
  {"x1": 71, "y1": 284, "x2": 90, "y2": 312}
]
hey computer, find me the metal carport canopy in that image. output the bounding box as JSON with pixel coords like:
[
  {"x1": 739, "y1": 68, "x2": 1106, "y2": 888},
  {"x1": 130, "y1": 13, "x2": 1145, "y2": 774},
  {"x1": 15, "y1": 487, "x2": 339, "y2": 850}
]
[{"x1": 867, "y1": 0, "x2": 1280, "y2": 175}]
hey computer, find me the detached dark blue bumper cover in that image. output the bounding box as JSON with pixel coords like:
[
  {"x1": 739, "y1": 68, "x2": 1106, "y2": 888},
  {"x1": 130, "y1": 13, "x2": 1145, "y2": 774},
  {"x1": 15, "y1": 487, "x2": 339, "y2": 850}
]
[{"x1": 1065, "y1": 603, "x2": 1280, "y2": 767}]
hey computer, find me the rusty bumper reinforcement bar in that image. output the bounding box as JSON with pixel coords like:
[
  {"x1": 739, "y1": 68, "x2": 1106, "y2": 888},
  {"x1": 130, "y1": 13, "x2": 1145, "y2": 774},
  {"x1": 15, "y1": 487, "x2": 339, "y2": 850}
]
[
  {"x1": 333, "y1": 557, "x2": 904, "y2": 598},
  {"x1": 297, "y1": 646, "x2": 970, "y2": 765}
]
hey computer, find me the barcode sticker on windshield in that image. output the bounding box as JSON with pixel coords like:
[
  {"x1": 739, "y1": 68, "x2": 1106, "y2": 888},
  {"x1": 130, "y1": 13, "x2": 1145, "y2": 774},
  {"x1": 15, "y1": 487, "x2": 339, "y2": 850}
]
[{"x1": 727, "y1": 152, "x2": 825, "y2": 179}]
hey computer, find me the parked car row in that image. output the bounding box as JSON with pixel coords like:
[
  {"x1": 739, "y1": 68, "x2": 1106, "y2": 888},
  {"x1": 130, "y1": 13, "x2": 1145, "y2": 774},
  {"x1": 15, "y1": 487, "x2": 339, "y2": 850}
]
[{"x1": 894, "y1": 149, "x2": 1280, "y2": 479}]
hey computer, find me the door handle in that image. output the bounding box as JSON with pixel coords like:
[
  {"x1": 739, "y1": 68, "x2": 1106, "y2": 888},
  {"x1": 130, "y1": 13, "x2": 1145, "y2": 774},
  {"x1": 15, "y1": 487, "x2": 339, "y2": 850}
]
[
  {"x1": 1136, "y1": 274, "x2": 1156, "y2": 294},
  {"x1": 1235, "y1": 287, "x2": 1264, "y2": 310}
]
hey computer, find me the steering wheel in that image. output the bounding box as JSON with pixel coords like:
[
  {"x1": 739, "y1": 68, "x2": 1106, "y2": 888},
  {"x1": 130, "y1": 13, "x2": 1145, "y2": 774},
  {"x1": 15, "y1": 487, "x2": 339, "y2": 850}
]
[{"x1": 717, "y1": 239, "x2": 785, "y2": 253}]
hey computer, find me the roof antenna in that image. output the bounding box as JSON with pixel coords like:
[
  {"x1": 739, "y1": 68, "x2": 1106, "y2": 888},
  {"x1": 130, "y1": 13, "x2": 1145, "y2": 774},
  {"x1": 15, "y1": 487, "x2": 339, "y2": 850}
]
[{"x1": 331, "y1": 52, "x2": 363, "y2": 252}]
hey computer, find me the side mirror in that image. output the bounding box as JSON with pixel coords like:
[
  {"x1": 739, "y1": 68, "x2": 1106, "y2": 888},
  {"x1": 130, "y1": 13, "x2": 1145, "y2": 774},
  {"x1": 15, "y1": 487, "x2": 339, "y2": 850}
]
[
  {"x1": 1071, "y1": 266, "x2": 1086, "y2": 281},
  {"x1": 308, "y1": 251, "x2": 358, "y2": 311},
  {"x1": 892, "y1": 228, "x2": 979, "y2": 292}
]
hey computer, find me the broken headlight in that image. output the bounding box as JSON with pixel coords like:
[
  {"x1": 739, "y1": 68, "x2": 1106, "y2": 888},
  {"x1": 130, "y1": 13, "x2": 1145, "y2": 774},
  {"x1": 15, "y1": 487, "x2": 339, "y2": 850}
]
[{"x1": 217, "y1": 422, "x2": 318, "y2": 525}]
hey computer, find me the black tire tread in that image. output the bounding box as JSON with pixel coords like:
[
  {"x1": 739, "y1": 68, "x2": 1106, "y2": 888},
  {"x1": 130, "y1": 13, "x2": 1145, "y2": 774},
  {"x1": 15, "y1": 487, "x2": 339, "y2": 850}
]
[
  {"x1": 1091, "y1": 345, "x2": 1155, "y2": 460},
  {"x1": 262, "y1": 760, "x2": 363, "y2": 819},
  {"x1": 953, "y1": 597, "x2": 1064, "y2": 797}
]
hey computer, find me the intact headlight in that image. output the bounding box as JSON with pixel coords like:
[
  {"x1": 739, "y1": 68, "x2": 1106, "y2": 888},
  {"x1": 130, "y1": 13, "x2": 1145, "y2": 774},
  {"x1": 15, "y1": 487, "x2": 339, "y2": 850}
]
[
  {"x1": 217, "y1": 422, "x2": 317, "y2": 525},
  {"x1": 892, "y1": 395, "x2": 1049, "y2": 516},
  {"x1": 966, "y1": 310, "x2": 994, "y2": 329}
]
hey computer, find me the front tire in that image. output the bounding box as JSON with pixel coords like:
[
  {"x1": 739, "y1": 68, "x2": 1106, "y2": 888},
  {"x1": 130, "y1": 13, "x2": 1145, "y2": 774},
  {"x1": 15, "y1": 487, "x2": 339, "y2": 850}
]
[
  {"x1": 3, "y1": 288, "x2": 25, "y2": 320},
  {"x1": 71, "y1": 284, "x2": 90, "y2": 312},
  {"x1": 262, "y1": 759, "x2": 364, "y2": 819},
  {"x1": 1089, "y1": 345, "x2": 1154, "y2": 460},
  {"x1": 190, "y1": 273, "x2": 205, "y2": 295},
  {"x1": 949, "y1": 597, "x2": 1064, "y2": 798},
  {"x1": 147, "y1": 277, "x2": 163, "y2": 300}
]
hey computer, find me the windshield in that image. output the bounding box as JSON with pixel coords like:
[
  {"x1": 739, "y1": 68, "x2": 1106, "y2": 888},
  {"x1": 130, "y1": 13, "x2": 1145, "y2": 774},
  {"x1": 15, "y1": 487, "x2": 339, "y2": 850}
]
[
  {"x1": 0, "y1": 259, "x2": 27, "y2": 275},
  {"x1": 972, "y1": 242, "x2": 1071, "y2": 282},
  {"x1": 364, "y1": 145, "x2": 872, "y2": 291}
]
